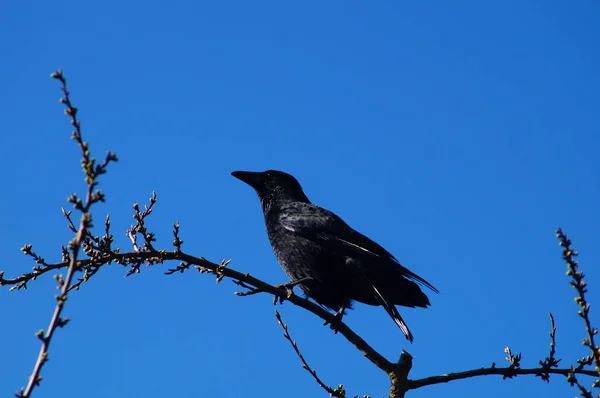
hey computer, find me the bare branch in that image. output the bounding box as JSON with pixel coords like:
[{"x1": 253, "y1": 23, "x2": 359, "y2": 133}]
[
  {"x1": 556, "y1": 227, "x2": 600, "y2": 395},
  {"x1": 4, "y1": 184, "x2": 392, "y2": 375},
  {"x1": 536, "y1": 313, "x2": 561, "y2": 382},
  {"x1": 126, "y1": 192, "x2": 158, "y2": 253},
  {"x1": 388, "y1": 351, "x2": 413, "y2": 398},
  {"x1": 407, "y1": 364, "x2": 597, "y2": 390},
  {"x1": 2, "y1": 247, "x2": 394, "y2": 374},
  {"x1": 275, "y1": 310, "x2": 347, "y2": 397},
  {"x1": 389, "y1": 305, "x2": 593, "y2": 396},
  {"x1": 15, "y1": 68, "x2": 117, "y2": 398},
  {"x1": 557, "y1": 228, "x2": 600, "y2": 372},
  {"x1": 9, "y1": 215, "x2": 600, "y2": 398}
]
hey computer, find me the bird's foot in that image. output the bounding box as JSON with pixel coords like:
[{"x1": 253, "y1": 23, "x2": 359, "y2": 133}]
[
  {"x1": 272, "y1": 277, "x2": 313, "y2": 304},
  {"x1": 323, "y1": 307, "x2": 345, "y2": 334}
]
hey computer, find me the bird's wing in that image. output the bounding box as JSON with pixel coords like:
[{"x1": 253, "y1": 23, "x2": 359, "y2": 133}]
[{"x1": 278, "y1": 202, "x2": 438, "y2": 293}]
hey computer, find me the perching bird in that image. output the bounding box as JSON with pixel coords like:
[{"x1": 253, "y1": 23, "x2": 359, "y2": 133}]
[{"x1": 231, "y1": 170, "x2": 438, "y2": 342}]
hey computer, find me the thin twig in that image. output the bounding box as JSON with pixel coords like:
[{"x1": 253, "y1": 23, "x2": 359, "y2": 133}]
[
  {"x1": 20, "y1": 216, "x2": 85, "y2": 396},
  {"x1": 15, "y1": 69, "x2": 117, "y2": 398},
  {"x1": 275, "y1": 310, "x2": 346, "y2": 397},
  {"x1": 556, "y1": 228, "x2": 600, "y2": 396},
  {"x1": 126, "y1": 192, "x2": 158, "y2": 253},
  {"x1": 536, "y1": 312, "x2": 561, "y2": 382},
  {"x1": 557, "y1": 229, "x2": 600, "y2": 371},
  {"x1": 407, "y1": 365, "x2": 597, "y2": 390}
]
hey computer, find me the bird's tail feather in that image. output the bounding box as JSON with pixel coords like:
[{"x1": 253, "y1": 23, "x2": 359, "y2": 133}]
[{"x1": 372, "y1": 285, "x2": 414, "y2": 342}]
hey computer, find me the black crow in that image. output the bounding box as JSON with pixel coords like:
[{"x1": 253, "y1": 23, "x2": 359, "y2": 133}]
[{"x1": 232, "y1": 169, "x2": 438, "y2": 342}]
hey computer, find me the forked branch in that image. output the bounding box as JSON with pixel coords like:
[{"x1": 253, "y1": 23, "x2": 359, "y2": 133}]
[{"x1": 15, "y1": 69, "x2": 117, "y2": 398}]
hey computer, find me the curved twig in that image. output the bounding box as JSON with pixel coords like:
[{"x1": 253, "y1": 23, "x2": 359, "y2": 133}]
[
  {"x1": 275, "y1": 310, "x2": 346, "y2": 397},
  {"x1": 407, "y1": 365, "x2": 597, "y2": 390}
]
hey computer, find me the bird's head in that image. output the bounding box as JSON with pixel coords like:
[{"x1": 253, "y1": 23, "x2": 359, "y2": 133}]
[{"x1": 231, "y1": 170, "x2": 310, "y2": 209}]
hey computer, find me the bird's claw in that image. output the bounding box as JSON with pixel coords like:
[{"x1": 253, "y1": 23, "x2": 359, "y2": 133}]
[
  {"x1": 272, "y1": 288, "x2": 293, "y2": 305},
  {"x1": 272, "y1": 283, "x2": 295, "y2": 305},
  {"x1": 272, "y1": 277, "x2": 313, "y2": 305},
  {"x1": 324, "y1": 308, "x2": 345, "y2": 334}
]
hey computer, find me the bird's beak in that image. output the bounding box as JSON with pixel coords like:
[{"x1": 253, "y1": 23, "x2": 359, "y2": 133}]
[{"x1": 231, "y1": 170, "x2": 262, "y2": 188}]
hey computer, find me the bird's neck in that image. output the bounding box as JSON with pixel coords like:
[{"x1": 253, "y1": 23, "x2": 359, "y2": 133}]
[{"x1": 260, "y1": 193, "x2": 310, "y2": 216}]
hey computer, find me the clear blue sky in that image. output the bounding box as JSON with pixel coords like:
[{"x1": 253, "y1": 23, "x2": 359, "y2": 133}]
[{"x1": 1, "y1": 1, "x2": 599, "y2": 397}]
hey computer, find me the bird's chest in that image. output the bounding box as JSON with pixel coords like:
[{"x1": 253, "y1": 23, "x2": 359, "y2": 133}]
[{"x1": 266, "y1": 223, "x2": 313, "y2": 262}]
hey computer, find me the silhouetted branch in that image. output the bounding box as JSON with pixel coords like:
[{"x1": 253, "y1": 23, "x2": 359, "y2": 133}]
[
  {"x1": 388, "y1": 351, "x2": 413, "y2": 398},
  {"x1": 3, "y1": 241, "x2": 394, "y2": 375},
  {"x1": 387, "y1": 241, "x2": 599, "y2": 398},
  {"x1": 558, "y1": 228, "x2": 600, "y2": 372},
  {"x1": 536, "y1": 313, "x2": 561, "y2": 382},
  {"x1": 126, "y1": 192, "x2": 158, "y2": 256},
  {"x1": 556, "y1": 228, "x2": 600, "y2": 396},
  {"x1": 275, "y1": 310, "x2": 347, "y2": 397},
  {"x1": 407, "y1": 364, "x2": 597, "y2": 390},
  {"x1": 405, "y1": 331, "x2": 589, "y2": 391},
  {"x1": 14, "y1": 69, "x2": 117, "y2": 398},
  {"x1": 2, "y1": 179, "x2": 394, "y2": 376}
]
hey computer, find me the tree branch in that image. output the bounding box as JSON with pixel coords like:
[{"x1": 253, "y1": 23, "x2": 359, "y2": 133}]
[
  {"x1": 388, "y1": 351, "x2": 413, "y2": 398},
  {"x1": 407, "y1": 365, "x2": 597, "y2": 390},
  {"x1": 2, "y1": 247, "x2": 394, "y2": 374},
  {"x1": 556, "y1": 227, "x2": 600, "y2": 396},
  {"x1": 15, "y1": 69, "x2": 117, "y2": 397},
  {"x1": 275, "y1": 310, "x2": 347, "y2": 397}
]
